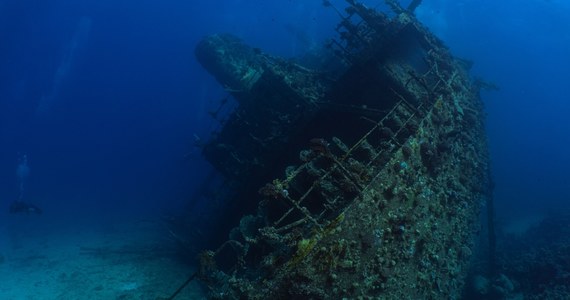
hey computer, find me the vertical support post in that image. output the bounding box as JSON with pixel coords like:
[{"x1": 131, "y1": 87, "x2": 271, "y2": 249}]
[{"x1": 486, "y1": 171, "x2": 497, "y2": 277}]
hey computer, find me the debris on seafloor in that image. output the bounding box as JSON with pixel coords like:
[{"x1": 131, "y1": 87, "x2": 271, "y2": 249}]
[{"x1": 193, "y1": 1, "x2": 492, "y2": 299}]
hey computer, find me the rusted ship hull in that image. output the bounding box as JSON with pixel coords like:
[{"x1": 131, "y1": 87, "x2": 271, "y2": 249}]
[{"x1": 194, "y1": 1, "x2": 491, "y2": 299}]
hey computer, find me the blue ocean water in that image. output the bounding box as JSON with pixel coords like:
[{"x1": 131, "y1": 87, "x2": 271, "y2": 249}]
[{"x1": 0, "y1": 0, "x2": 568, "y2": 298}]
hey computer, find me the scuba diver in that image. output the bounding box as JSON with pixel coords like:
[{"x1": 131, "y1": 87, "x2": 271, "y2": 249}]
[
  {"x1": 9, "y1": 154, "x2": 42, "y2": 215},
  {"x1": 16, "y1": 154, "x2": 29, "y2": 200}
]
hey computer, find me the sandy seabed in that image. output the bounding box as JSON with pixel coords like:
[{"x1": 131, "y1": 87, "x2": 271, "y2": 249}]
[{"x1": 0, "y1": 216, "x2": 204, "y2": 300}]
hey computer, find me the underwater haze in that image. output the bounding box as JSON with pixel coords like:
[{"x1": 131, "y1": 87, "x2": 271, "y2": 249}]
[{"x1": 0, "y1": 0, "x2": 569, "y2": 299}]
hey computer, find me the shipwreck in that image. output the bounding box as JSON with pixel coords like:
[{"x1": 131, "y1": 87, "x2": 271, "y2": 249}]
[{"x1": 188, "y1": 1, "x2": 492, "y2": 299}]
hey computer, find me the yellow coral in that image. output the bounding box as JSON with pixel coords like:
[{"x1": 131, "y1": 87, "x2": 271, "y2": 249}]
[
  {"x1": 289, "y1": 238, "x2": 317, "y2": 267},
  {"x1": 287, "y1": 212, "x2": 345, "y2": 268}
]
